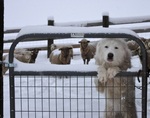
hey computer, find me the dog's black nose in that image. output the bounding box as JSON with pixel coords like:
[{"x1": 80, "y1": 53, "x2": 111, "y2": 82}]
[{"x1": 108, "y1": 53, "x2": 114, "y2": 59}]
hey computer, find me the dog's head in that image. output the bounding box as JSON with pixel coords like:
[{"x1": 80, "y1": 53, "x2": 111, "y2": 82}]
[{"x1": 95, "y1": 38, "x2": 131, "y2": 69}]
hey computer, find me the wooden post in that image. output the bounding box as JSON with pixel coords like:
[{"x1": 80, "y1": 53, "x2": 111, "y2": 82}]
[
  {"x1": 47, "y1": 17, "x2": 54, "y2": 58},
  {"x1": 102, "y1": 13, "x2": 109, "y2": 27},
  {"x1": 0, "y1": 0, "x2": 4, "y2": 118}
]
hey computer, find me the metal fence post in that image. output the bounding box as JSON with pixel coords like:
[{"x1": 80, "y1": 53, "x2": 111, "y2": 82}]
[
  {"x1": 102, "y1": 13, "x2": 109, "y2": 27},
  {"x1": 47, "y1": 17, "x2": 54, "y2": 58}
]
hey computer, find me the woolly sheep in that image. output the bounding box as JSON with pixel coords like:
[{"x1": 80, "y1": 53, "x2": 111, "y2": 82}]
[
  {"x1": 127, "y1": 40, "x2": 139, "y2": 56},
  {"x1": 49, "y1": 46, "x2": 73, "y2": 64},
  {"x1": 14, "y1": 49, "x2": 33, "y2": 63},
  {"x1": 138, "y1": 38, "x2": 150, "y2": 71},
  {"x1": 51, "y1": 44, "x2": 73, "y2": 58},
  {"x1": 79, "y1": 38, "x2": 97, "y2": 64},
  {"x1": 2, "y1": 48, "x2": 39, "y2": 75},
  {"x1": 140, "y1": 37, "x2": 150, "y2": 50},
  {"x1": 27, "y1": 48, "x2": 40, "y2": 63}
]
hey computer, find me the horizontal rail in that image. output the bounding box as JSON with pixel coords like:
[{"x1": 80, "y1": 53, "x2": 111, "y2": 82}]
[
  {"x1": 4, "y1": 28, "x2": 21, "y2": 34},
  {"x1": 4, "y1": 15, "x2": 150, "y2": 34},
  {"x1": 4, "y1": 26, "x2": 150, "y2": 44},
  {"x1": 13, "y1": 71, "x2": 140, "y2": 77}
]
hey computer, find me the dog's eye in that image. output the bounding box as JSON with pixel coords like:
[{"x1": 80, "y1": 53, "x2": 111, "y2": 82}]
[
  {"x1": 115, "y1": 47, "x2": 118, "y2": 49},
  {"x1": 105, "y1": 46, "x2": 108, "y2": 48}
]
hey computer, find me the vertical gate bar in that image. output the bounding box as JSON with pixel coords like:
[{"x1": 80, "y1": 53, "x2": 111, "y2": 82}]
[
  {"x1": 55, "y1": 76, "x2": 57, "y2": 118},
  {"x1": 48, "y1": 76, "x2": 50, "y2": 118},
  {"x1": 77, "y1": 76, "x2": 79, "y2": 118},
  {"x1": 47, "y1": 18, "x2": 54, "y2": 58},
  {"x1": 70, "y1": 75, "x2": 71, "y2": 118},
  {"x1": 137, "y1": 38, "x2": 148, "y2": 118},
  {"x1": 9, "y1": 67, "x2": 15, "y2": 118},
  {"x1": 91, "y1": 76, "x2": 93, "y2": 118},
  {"x1": 27, "y1": 75, "x2": 29, "y2": 118},
  {"x1": 62, "y1": 77, "x2": 65, "y2": 118},
  {"x1": 84, "y1": 76, "x2": 86, "y2": 118},
  {"x1": 142, "y1": 50, "x2": 148, "y2": 118}
]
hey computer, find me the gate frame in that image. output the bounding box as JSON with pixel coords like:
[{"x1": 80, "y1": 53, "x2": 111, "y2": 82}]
[{"x1": 8, "y1": 26, "x2": 148, "y2": 118}]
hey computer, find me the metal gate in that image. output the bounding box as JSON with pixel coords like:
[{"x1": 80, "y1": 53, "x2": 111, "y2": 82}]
[{"x1": 8, "y1": 26, "x2": 148, "y2": 118}]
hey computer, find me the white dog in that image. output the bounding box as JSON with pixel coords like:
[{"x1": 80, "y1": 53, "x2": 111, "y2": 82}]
[{"x1": 94, "y1": 38, "x2": 137, "y2": 118}]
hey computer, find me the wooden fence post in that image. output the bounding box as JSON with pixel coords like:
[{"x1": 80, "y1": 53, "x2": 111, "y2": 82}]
[
  {"x1": 47, "y1": 17, "x2": 54, "y2": 58},
  {"x1": 102, "y1": 13, "x2": 109, "y2": 27}
]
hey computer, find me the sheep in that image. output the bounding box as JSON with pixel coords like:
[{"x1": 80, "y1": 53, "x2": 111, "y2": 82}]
[
  {"x1": 14, "y1": 49, "x2": 33, "y2": 63},
  {"x1": 2, "y1": 48, "x2": 39, "y2": 75},
  {"x1": 27, "y1": 48, "x2": 40, "y2": 63},
  {"x1": 2, "y1": 49, "x2": 33, "y2": 75},
  {"x1": 127, "y1": 40, "x2": 139, "y2": 56},
  {"x1": 79, "y1": 38, "x2": 97, "y2": 64},
  {"x1": 140, "y1": 37, "x2": 150, "y2": 50},
  {"x1": 51, "y1": 44, "x2": 73, "y2": 58},
  {"x1": 49, "y1": 46, "x2": 73, "y2": 64},
  {"x1": 50, "y1": 44, "x2": 57, "y2": 51},
  {"x1": 138, "y1": 38, "x2": 150, "y2": 71}
]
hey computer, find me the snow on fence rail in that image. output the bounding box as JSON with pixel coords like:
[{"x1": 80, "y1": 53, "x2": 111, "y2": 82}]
[
  {"x1": 4, "y1": 15, "x2": 150, "y2": 35},
  {"x1": 4, "y1": 14, "x2": 150, "y2": 55}
]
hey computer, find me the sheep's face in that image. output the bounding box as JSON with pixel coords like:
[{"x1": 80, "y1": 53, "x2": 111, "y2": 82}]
[
  {"x1": 51, "y1": 44, "x2": 57, "y2": 51},
  {"x1": 59, "y1": 47, "x2": 72, "y2": 58},
  {"x1": 79, "y1": 40, "x2": 90, "y2": 49}
]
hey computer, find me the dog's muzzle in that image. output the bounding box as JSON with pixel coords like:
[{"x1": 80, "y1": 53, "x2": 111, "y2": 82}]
[{"x1": 107, "y1": 53, "x2": 114, "y2": 61}]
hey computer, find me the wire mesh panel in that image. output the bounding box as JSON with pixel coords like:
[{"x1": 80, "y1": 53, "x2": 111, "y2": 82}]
[{"x1": 13, "y1": 74, "x2": 143, "y2": 118}]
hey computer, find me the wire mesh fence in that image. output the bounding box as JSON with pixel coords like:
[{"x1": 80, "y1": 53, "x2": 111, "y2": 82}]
[{"x1": 12, "y1": 74, "x2": 143, "y2": 118}]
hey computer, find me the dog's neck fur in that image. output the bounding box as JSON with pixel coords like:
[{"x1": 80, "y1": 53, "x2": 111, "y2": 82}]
[{"x1": 102, "y1": 61, "x2": 130, "y2": 71}]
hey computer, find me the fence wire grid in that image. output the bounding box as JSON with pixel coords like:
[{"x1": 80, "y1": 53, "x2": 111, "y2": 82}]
[{"x1": 12, "y1": 74, "x2": 143, "y2": 118}]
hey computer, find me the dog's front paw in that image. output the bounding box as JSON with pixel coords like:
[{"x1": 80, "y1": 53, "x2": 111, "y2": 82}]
[
  {"x1": 97, "y1": 66, "x2": 107, "y2": 83},
  {"x1": 98, "y1": 72, "x2": 107, "y2": 83},
  {"x1": 107, "y1": 67, "x2": 120, "y2": 79}
]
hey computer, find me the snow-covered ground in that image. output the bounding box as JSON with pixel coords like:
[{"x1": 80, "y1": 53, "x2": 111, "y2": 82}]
[{"x1": 4, "y1": 0, "x2": 150, "y2": 118}]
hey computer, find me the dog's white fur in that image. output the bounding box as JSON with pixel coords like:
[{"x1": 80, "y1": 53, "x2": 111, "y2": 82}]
[{"x1": 94, "y1": 38, "x2": 137, "y2": 118}]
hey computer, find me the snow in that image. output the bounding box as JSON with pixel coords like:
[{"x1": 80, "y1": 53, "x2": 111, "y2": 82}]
[
  {"x1": 110, "y1": 15, "x2": 150, "y2": 24},
  {"x1": 4, "y1": 0, "x2": 150, "y2": 118},
  {"x1": 16, "y1": 26, "x2": 139, "y2": 39}
]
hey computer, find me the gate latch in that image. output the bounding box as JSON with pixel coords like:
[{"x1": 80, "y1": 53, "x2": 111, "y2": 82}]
[{"x1": 0, "y1": 61, "x2": 17, "y2": 68}]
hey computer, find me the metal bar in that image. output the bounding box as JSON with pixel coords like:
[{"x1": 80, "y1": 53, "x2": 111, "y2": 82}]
[
  {"x1": 13, "y1": 71, "x2": 139, "y2": 77},
  {"x1": 4, "y1": 29, "x2": 21, "y2": 34}
]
